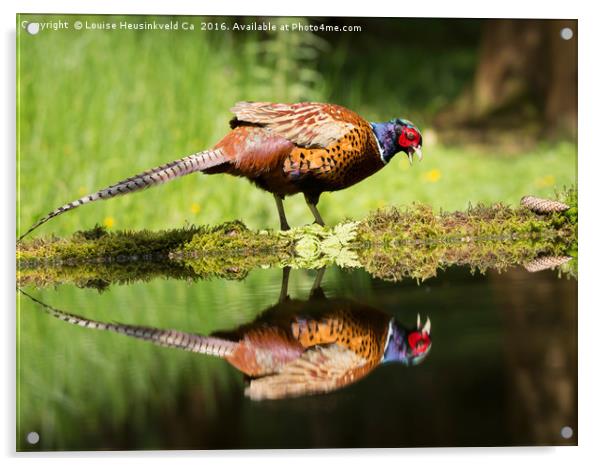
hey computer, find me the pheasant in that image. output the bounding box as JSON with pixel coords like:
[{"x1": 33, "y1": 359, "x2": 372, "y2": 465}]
[
  {"x1": 18, "y1": 102, "x2": 423, "y2": 240},
  {"x1": 19, "y1": 276, "x2": 432, "y2": 400}
]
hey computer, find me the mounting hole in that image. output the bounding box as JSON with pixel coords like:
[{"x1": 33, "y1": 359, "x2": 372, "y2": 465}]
[
  {"x1": 560, "y1": 27, "x2": 574, "y2": 41},
  {"x1": 26, "y1": 431, "x2": 40, "y2": 444},
  {"x1": 560, "y1": 426, "x2": 573, "y2": 439},
  {"x1": 26, "y1": 22, "x2": 40, "y2": 35}
]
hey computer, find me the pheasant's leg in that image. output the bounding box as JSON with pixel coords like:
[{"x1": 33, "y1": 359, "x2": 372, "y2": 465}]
[
  {"x1": 274, "y1": 194, "x2": 290, "y2": 231},
  {"x1": 279, "y1": 266, "x2": 291, "y2": 303},
  {"x1": 304, "y1": 194, "x2": 325, "y2": 226}
]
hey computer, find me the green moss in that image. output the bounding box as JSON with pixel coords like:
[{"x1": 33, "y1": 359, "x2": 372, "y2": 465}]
[
  {"x1": 175, "y1": 221, "x2": 290, "y2": 256},
  {"x1": 354, "y1": 194, "x2": 576, "y2": 281},
  {"x1": 17, "y1": 260, "x2": 198, "y2": 292},
  {"x1": 16, "y1": 224, "x2": 201, "y2": 264},
  {"x1": 171, "y1": 221, "x2": 294, "y2": 280},
  {"x1": 17, "y1": 191, "x2": 577, "y2": 288}
]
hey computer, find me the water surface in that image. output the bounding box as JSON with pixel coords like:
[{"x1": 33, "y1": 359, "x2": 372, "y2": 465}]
[{"x1": 17, "y1": 265, "x2": 577, "y2": 450}]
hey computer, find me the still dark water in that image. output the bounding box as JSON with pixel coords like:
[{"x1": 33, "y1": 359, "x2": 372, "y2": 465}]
[{"x1": 17, "y1": 265, "x2": 577, "y2": 450}]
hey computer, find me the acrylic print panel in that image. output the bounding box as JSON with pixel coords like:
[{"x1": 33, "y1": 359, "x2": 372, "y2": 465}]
[{"x1": 16, "y1": 14, "x2": 577, "y2": 451}]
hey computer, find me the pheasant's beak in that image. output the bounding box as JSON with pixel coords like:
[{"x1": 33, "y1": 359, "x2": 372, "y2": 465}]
[
  {"x1": 415, "y1": 146, "x2": 423, "y2": 162},
  {"x1": 416, "y1": 313, "x2": 431, "y2": 335},
  {"x1": 423, "y1": 317, "x2": 431, "y2": 335},
  {"x1": 407, "y1": 146, "x2": 423, "y2": 165}
]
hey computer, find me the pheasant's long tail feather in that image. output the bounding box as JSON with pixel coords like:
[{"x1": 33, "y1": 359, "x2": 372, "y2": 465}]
[
  {"x1": 18, "y1": 148, "x2": 229, "y2": 242},
  {"x1": 18, "y1": 289, "x2": 236, "y2": 358}
]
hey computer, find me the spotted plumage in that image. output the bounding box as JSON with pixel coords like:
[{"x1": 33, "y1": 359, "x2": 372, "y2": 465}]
[
  {"x1": 19, "y1": 102, "x2": 423, "y2": 240},
  {"x1": 216, "y1": 301, "x2": 394, "y2": 382},
  {"x1": 20, "y1": 277, "x2": 432, "y2": 400}
]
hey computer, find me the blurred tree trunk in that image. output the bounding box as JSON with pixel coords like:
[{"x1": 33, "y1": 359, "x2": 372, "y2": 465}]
[
  {"x1": 439, "y1": 19, "x2": 577, "y2": 138},
  {"x1": 489, "y1": 268, "x2": 577, "y2": 445},
  {"x1": 544, "y1": 20, "x2": 578, "y2": 136}
]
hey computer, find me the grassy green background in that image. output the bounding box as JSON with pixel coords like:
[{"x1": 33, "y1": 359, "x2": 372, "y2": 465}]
[{"x1": 17, "y1": 15, "x2": 576, "y2": 237}]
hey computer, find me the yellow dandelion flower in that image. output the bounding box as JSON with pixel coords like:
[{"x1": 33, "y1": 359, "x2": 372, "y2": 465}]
[
  {"x1": 423, "y1": 169, "x2": 442, "y2": 183},
  {"x1": 103, "y1": 216, "x2": 115, "y2": 228},
  {"x1": 536, "y1": 175, "x2": 556, "y2": 188},
  {"x1": 190, "y1": 203, "x2": 201, "y2": 214}
]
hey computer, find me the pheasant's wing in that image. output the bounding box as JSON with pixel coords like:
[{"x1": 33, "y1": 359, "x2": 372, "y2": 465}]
[
  {"x1": 282, "y1": 146, "x2": 339, "y2": 179},
  {"x1": 230, "y1": 102, "x2": 357, "y2": 148},
  {"x1": 244, "y1": 344, "x2": 372, "y2": 400}
]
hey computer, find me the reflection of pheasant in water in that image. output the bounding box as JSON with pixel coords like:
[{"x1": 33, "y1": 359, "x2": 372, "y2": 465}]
[
  {"x1": 19, "y1": 270, "x2": 432, "y2": 400},
  {"x1": 19, "y1": 101, "x2": 422, "y2": 239}
]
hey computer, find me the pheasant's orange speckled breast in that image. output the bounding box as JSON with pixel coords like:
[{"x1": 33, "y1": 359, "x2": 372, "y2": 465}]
[
  {"x1": 219, "y1": 302, "x2": 392, "y2": 377},
  {"x1": 283, "y1": 118, "x2": 384, "y2": 195},
  {"x1": 290, "y1": 306, "x2": 391, "y2": 364}
]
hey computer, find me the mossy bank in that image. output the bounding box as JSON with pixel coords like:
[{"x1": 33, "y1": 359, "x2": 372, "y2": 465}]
[{"x1": 17, "y1": 190, "x2": 577, "y2": 288}]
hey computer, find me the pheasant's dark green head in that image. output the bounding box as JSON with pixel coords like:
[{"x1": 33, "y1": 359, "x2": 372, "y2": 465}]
[
  {"x1": 371, "y1": 119, "x2": 423, "y2": 165},
  {"x1": 382, "y1": 314, "x2": 432, "y2": 366}
]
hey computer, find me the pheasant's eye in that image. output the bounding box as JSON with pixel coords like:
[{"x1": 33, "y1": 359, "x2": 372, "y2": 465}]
[{"x1": 406, "y1": 131, "x2": 415, "y2": 141}]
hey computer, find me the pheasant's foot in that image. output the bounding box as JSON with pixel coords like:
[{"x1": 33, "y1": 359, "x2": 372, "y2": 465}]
[
  {"x1": 309, "y1": 268, "x2": 326, "y2": 299},
  {"x1": 304, "y1": 194, "x2": 325, "y2": 227}
]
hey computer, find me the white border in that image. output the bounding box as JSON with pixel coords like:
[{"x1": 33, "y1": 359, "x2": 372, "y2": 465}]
[{"x1": 3, "y1": 1, "x2": 601, "y2": 465}]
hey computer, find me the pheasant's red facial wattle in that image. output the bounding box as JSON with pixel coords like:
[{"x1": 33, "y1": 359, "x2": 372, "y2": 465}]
[
  {"x1": 408, "y1": 331, "x2": 431, "y2": 356},
  {"x1": 398, "y1": 127, "x2": 421, "y2": 149}
]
